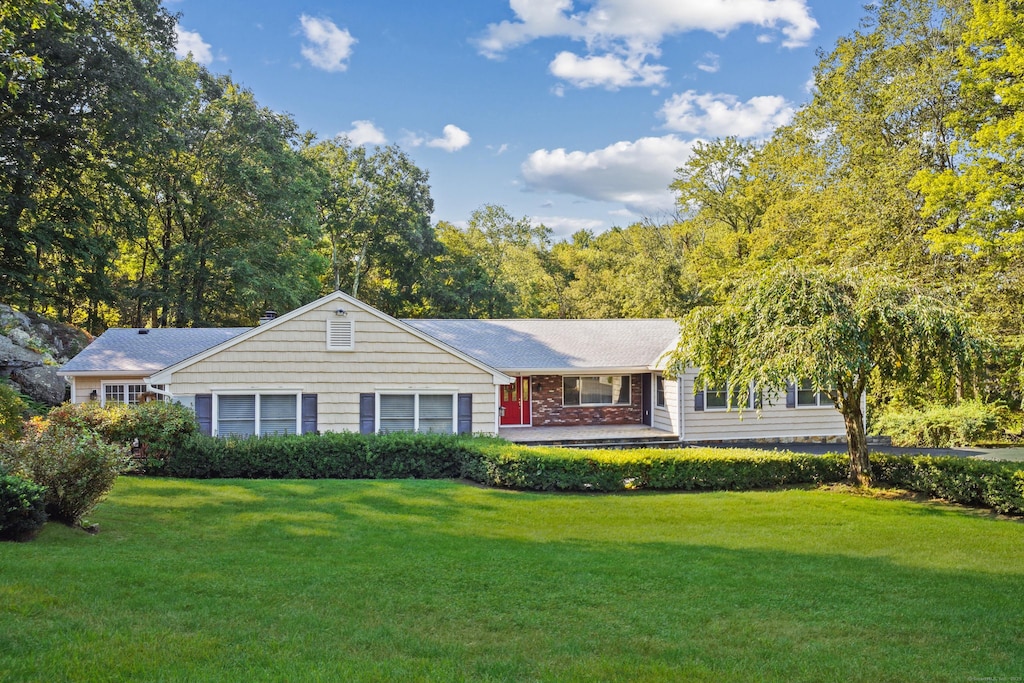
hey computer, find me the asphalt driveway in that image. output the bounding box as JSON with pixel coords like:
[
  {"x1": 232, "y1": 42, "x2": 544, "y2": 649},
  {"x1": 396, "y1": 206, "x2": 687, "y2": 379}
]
[{"x1": 708, "y1": 442, "x2": 1024, "y2": 462}]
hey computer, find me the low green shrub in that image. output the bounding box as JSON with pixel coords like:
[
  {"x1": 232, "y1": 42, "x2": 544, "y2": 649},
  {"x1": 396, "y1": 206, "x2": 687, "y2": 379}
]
[
  {"x1": 874, "y1": 401, "x2": 1008, "y2": 448},
  {"x1": 2, "y1": 426, "x2": 135, "y2": 525},
  {"x1": 0, "y1": 468, "x2": 47, "y2": 541},
  {"x1": 871, "y1": 453, "x2": 1024, "y2": 515}
]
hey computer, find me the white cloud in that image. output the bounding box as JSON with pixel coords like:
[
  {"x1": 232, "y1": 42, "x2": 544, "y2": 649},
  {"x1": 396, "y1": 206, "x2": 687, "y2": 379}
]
[
  {"x1": 478, "y1": 0, "x2": 818, "y2": 87},
  {"x1": 299, "y1": 15, "x2": 356, "y2": 72},
  {"x1": 659, "y1": 90, "x2": 794, "y2": 138},
  {"x1": 341, "y1": 120, "x2": 386, "y2": 146},
  {"x1": 521, "y1": 135, "x2": 699, "y2": 214},
  {"x1": 480, "y1": 0, "x2": 817, "y2": 54},
  {"x1": 427, "y1": 124, "x2": 472, "y2": 152},
  {"x1": 696, "y1": 52, "x2": 720, "y2": 73},
  {"x1": 174, "y1": 25, "x2": 213, "y2": 65},
  {"x1": 549, "y1": 50, "x2": 667, "y2": 89}
]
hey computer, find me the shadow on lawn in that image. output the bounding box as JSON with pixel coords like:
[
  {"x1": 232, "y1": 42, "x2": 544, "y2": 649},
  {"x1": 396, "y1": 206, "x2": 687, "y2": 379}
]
[{"x1": 7, "y1": 479, "x2": 1024, "y2": 681}]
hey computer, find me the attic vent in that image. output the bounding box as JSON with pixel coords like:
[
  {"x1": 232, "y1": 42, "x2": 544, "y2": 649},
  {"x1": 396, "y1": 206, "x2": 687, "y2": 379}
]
[
  {"x1": 138, "y1": 329, "x2": 149, "y2": 335},
  {"x1": 326, "y1": 319, "x2": 354, "y2": 351}
]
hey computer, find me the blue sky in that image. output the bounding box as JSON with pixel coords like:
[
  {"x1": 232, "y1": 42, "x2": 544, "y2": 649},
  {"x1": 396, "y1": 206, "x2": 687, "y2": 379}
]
[{"x1": 169, "y1": 1, "x2": 867, "y2": 239}]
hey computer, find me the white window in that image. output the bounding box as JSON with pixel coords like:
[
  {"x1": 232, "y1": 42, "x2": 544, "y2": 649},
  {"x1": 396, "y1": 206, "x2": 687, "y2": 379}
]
[
  {"x1": 656, "y1": 375, "x2": 666, "y2": 408},
  {"x1": 702, "y1": 383, "x2": 754, "y2": 411},
  {"x1": 326, "y1": 319, "x2": 354, "y2": 351},
  {"x1": 215, "y1": 393, "x2": 299, "y2": 437},
  {"x1": 378, "y1": 393, "x2": 454, "y2": 434},
  {"x1": 563, "y1": 376, "x2": 631, "y2": 406},
  {"x1": 102, "y1": 383, "x2": 163, "y2": 406},
  {"x1": 796, "y1": 379, "x2": 835, "y2": 407}
]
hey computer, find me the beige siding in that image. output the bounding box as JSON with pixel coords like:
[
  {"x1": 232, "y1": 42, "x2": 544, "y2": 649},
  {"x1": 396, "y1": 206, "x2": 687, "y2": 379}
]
[
  {"x1": 652, "y1": 373, "x2": 679, "y2": 435},
  {"x1": 680, "y1": 369, "x2": 847, "y2": 442},
  {"x1": 71, "y1": 376, "x2": 150, "y2": 404},
  {"x1": 165, "y1": 300, "x2": 499, "y2": 434}
]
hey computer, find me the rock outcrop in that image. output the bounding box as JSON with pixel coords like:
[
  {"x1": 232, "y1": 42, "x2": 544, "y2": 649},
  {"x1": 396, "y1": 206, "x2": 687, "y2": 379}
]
[{"x1": 0, "y1": 304, "x2": 91, "y2": 406}]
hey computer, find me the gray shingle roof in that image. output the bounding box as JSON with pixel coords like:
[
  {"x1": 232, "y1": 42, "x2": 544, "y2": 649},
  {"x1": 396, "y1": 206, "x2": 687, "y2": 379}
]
[
  {"x1": 59, "y1": 328, "x2": 250, "y2": 374},
  {"x1": 403, "y1": 319, "x2": 680, "y2": 372}
]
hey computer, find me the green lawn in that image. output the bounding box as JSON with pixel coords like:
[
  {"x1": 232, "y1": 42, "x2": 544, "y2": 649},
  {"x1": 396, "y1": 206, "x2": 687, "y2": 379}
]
[{"x1": 2, "y1": 478, "x2": 1023, "y2": 682}]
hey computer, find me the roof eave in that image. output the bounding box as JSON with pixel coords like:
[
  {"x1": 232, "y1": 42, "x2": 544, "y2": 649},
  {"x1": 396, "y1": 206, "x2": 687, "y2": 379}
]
[
  {"x1": 57, "y1": 369, "x2": 163, "y2": 378},
  {"x1": 497, "y1": 366, "x2": 658, "y2": 376}
]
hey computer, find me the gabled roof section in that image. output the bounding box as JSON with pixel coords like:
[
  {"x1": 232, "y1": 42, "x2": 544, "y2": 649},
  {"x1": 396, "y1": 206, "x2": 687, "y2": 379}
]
[
  {"x1": 146, "y1": 291, "x2": 512, "y2": 385},
  {"x1": 403, "y1": 318, "x2": 680, "y2": 373},
  {"x1": 58, "y1": 328, "x2": 250, "y2": 376}
]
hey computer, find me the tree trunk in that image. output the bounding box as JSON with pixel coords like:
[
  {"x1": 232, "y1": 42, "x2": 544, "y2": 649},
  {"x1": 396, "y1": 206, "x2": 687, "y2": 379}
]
[{"x1": 841, "y1": 396, "x2": 871, "y2": 487}]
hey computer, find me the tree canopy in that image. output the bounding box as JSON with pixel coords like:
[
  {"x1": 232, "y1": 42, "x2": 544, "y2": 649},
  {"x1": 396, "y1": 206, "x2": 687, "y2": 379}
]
[{"x1": 666, "y1": 266, "x2": 985, "y2": 484}]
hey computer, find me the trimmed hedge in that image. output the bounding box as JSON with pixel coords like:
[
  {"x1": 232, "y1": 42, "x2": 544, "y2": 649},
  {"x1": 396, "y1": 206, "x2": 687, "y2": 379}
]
[
  {"x1": 463, "y1": 442, "x2": 849, "y2": 492},
  {"x1": 872, "y1": 453, "x2": 1024, "y2": 515},
  {"x1": 148, "y1": 432, "x2": 1024, "y2": 516},
  {"x1": 157, "y1": 431, "x2": 477, "y2": 479},
  {"x1": 155, "y1": 432, "x2": 849, "y2": 491}
]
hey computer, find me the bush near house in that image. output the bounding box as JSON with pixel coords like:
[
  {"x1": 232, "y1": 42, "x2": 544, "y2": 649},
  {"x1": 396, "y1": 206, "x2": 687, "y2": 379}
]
[
  {"x1": 158, "y1": 431, "x2": 474, "y2": 479},
  {"x1": 874, "y1": 401, "x2": 1009, "y2": 447},
  {"x1": 463, "y1": 442, "x2": 849, "y2": 492},
  {"x1": 46, "y1": 400, "x2": 198, "y2": 469},
  {"x1": 1, "y1": 425, "x2": 134, "y2": 526},
  {"x1": 0, "y1": 467, "x2": 47, "y2": 541}
]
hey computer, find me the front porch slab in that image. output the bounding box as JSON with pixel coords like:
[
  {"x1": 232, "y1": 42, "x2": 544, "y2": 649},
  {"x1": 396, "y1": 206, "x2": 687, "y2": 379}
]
[{"x1": 498, "y1": 424, "x2": 679, "y2": 448}]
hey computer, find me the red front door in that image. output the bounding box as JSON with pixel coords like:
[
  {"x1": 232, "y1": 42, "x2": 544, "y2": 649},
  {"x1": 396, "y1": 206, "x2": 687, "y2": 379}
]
[{"x1": 500, "y1": 377, "x2": 531, "y2": 426}]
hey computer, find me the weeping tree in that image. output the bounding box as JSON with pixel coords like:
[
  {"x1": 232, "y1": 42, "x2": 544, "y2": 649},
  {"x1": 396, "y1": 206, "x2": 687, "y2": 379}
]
[{"x1": 665, "y1": 266, "x2": 985, "y2": 485}]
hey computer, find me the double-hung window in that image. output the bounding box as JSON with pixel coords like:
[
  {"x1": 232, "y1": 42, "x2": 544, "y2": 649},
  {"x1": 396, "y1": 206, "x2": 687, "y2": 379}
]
[
  {"x1": 701, "y1": 383, "x2": 754, "y2": 411},
  {"x1": 102, "y1": 383, "x2": 163, "y2": 406},
  {"x1": 379, "y1": 393, "x2": 455, "y2": 434},
  {"x1": 216, "y1": 393, "x2": 299, "y2": 437},
  {"x1": 563, "y1": 376, "x2": 631, "y2": 406},
  {"x1": 796, "y1": 379, "x2": 835, "y2": 407}
]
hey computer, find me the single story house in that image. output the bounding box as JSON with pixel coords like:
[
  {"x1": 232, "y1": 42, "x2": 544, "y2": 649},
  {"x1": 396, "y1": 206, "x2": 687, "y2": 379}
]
[{"x1": 58, "y1": 291, "x2": 850, "y2": 442}]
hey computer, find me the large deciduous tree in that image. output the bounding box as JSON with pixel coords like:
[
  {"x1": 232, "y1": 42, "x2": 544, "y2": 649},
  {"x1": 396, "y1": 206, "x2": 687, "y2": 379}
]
[
  {"x1": 666, "y1": 266, "x2": 984, "y2": 485},
  {"x1": 0, "y1": 0, "x2": 177, "y2": 322},
  {"x1": 303, "y1": 138, "x2": 436, "y2": 316},
  {"x1": 118, "y1": 62, "x2": 323, "y2": 327}
]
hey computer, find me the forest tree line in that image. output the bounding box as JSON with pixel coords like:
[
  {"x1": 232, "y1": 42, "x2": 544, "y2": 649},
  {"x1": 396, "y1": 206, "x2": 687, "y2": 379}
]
[{"x1": 3, "y1": 0, "x2": 1024, "y2": 407}]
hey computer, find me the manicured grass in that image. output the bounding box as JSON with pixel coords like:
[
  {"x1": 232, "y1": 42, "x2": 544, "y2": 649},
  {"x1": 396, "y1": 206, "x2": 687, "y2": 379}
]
[{"x1": 2, "y1": 478, "x2": 1023, "y2": 682}]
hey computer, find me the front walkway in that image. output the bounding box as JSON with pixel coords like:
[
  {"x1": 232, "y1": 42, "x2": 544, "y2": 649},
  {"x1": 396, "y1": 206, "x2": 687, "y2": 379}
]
[{"x1": 498, "y1": 424, "x2": 678, "y2": 447}]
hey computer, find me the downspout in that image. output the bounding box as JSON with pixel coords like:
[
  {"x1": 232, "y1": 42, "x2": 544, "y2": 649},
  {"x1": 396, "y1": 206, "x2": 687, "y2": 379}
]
[{"x1": 145, "y1": 383, "x2": 175, "y2": 401}]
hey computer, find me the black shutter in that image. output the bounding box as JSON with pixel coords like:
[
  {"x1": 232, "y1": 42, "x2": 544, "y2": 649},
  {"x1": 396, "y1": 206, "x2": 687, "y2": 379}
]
[
  {"x1": 694, "y1": 389, "x2": 704, "y2": 412},
  {"x1": 195, "y1": 394, "x2": 212, "y2": 436},
  {"x1": 457, "y1": 393, "x2": 472, "y2": 435},
  {"x1": 786, "y1": 382, "x2": 796, "y2": 408},
  {"x1": 359, "y1": 393, "x2": 375, "y2": 434},
  {"x1": 301, "y1": 394, "x2": 318, "y2": 434}
]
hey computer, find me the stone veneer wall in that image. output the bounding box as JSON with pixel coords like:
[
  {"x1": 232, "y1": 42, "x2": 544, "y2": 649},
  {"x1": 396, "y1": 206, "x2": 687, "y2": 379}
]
[{"x1": 530, "y1": 374, "x2": 643, "y2": 426}]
